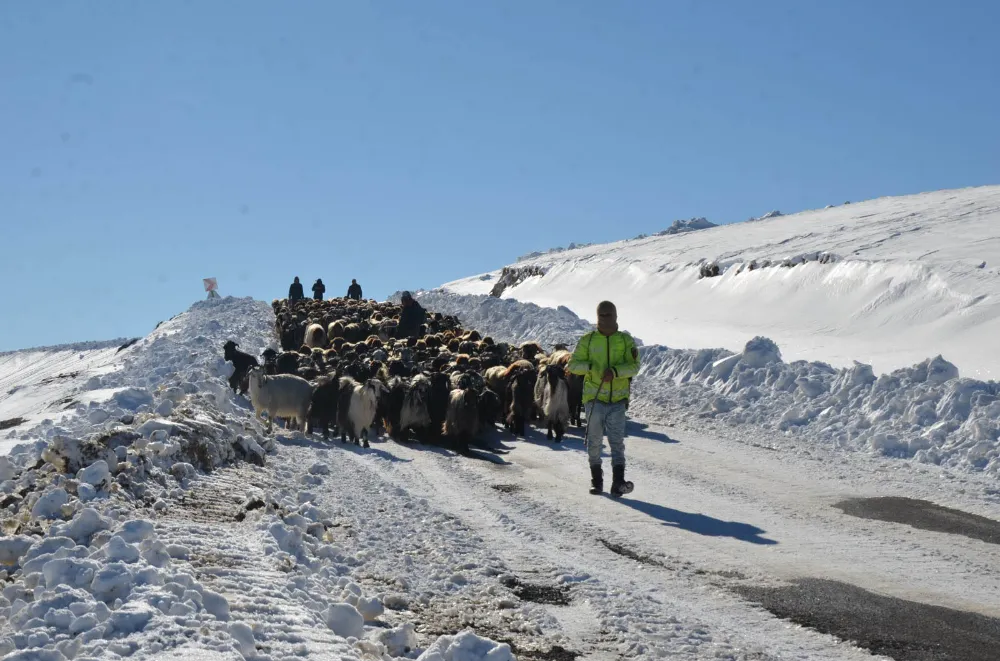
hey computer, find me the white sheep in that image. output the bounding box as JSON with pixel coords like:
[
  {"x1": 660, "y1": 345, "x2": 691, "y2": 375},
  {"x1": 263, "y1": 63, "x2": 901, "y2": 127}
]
[
  {"x1": 247, "y1": 367, "x2": 314, "y2": 434},
  {"x1": 304, "y1": 322, "x2": 327, "y2": 349}
]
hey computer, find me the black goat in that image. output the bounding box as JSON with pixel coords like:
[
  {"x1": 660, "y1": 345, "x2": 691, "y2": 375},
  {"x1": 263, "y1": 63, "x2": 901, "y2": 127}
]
[
  {"x1": 261, "y1": 348, "x2": 278, "y2": 375},
  {"x1": 426, "y1": 372, "x2": 451, "y2": 444},
  {"x1": 477, "y1": 387, "x2": 501, "y2": 432},
  {"x1": 308, "y1": 376, "x2": 343, "y2": 440},
  {"x1": 567, "y1": 373, "x2": 584, "y2": 427},
  {"x1": 444, "y1": 385, "x2": 479, "y2": 454},
  {"x1": 223, "y1": 340, "x2": 259, "y2": 395},
  {"x1": 275, "y1": 351, "x2": 300, "y2": 375},
  {"x1": 505, "y1": 370, "x2": 535, "y2": 437}
]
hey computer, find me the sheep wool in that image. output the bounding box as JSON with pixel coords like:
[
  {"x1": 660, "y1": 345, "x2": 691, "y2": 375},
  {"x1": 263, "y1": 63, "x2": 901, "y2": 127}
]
[{"x1": 248, "y1": 368, "x2": 314, "y2": 434}]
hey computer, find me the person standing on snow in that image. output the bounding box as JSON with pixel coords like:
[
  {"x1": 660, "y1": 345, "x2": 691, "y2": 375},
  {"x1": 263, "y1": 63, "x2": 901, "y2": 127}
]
[
  {"x1": 568, "y1": 300, "x2": 640, "y2": 497},
  {"x1": 288, "y1": 277, "x2": 305, "y2": 304},
  {"x1": 312, "y1": 278, "x2": 326, "y2": 300},
  {"x1": 347, "y1": 279, "x2": 362, "y2": 300}
]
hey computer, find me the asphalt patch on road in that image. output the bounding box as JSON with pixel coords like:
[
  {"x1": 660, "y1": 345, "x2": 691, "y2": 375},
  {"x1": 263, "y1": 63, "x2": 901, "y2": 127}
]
[
  {"x1": 500, "y1": 575, "x2": 571, "y2": 605},
  {"x1": 491, "y1": 483, "x2": 523, "y2": 494},
  {"x1": 735, "y1": 578, "x2": 1000, "y2": 661},
  {"x1": 834, "y1": 496, "x2": 1000, "y2": 545}
]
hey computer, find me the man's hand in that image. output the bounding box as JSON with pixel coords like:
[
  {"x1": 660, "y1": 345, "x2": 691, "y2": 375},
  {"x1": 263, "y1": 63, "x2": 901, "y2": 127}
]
[{"x1": 602, "y1": 368, "x2": 614, "y2": 383}]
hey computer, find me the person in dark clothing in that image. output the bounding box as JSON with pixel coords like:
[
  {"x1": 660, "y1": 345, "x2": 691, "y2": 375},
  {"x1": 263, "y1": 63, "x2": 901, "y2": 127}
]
[
  {"x1": 347, "y1": 279, "x2": 362, "y2": 301},
  {"x1": 312, "y1": 278, "x2": 326, "y2": 300},
  {"x1": 288, "y1": 277, "x2": 304, "y2": 303},
  {"x1": 396, "y1": 291, "x2": 426, "y2": 338}
]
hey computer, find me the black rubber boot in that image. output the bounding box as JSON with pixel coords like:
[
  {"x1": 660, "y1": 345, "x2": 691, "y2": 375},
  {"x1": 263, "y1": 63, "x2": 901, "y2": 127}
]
[
  {"x1": 610, "y1": 465, "x2": 634, "y2": 497},
  {"x1": 589, "y1": 464, "x2": 603, "y2": 495}
]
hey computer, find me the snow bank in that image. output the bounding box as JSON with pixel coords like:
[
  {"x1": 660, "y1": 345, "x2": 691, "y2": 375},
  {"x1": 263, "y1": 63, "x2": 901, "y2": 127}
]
[
  {"x1": 0, "y1": 504, "x2": 244, "y2": 659},
  {"x1": 396, "y1": 290, "x2": 598, "y2": 350},
  {"x1": 419, "y1": 290, "x2": 1000, "y2": 476},
  {"x1": 0, "y1": 297, "x2": 287, "y2": 660},
  {"x1": 417, "y1": 630, "x2": 514, "y2": 661}
]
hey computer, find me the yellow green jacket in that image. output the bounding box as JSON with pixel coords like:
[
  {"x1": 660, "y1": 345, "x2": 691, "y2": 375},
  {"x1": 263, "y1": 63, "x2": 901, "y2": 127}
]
[{"x1": 567, "y1": 330, "x2": 640, "y2": 403}]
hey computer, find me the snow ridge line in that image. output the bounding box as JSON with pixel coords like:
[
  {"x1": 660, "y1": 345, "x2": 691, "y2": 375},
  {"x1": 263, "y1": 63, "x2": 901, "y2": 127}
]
[
  {"x1": 0, "y1": 337, "x2": 138, "y2": 357},
  {"x1": 408, "y1": 290, "x2": 1000, "y2": 476}
]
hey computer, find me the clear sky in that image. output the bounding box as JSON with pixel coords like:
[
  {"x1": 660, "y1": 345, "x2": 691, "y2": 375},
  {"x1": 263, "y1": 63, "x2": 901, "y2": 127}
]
[{"x1": 2, "y1": 0, "x2": 998, "y2": 351}]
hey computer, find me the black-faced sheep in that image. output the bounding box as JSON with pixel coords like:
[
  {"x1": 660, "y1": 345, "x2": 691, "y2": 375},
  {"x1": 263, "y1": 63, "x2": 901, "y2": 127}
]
[
  {"x1": 223, "y1": 340, "x2": 259, "y2": 396},
  {"x1": 247, "y1": 367, "x2": 313, "y2": 434}
]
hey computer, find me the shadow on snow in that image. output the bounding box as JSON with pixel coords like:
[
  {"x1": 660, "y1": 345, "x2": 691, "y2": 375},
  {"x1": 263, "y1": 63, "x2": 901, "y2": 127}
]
[{"x1": 618, "y1": 498, "x2": 778, "y2": 545}]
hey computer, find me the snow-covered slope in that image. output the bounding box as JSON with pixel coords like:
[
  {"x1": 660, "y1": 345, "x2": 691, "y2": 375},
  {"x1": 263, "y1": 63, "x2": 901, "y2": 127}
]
[
  {"x1": 0, "y1": 339, "x2": 136, "y2": 451},
  {"x1": 443, "y1": 185, "x2": 1000, "y2": 379}
]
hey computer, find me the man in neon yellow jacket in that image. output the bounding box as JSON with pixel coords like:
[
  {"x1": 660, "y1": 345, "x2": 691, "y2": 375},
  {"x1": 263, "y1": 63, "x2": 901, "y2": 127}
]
[{"x1": 567, "y1": 300, "x2": 640, "y2": 497}]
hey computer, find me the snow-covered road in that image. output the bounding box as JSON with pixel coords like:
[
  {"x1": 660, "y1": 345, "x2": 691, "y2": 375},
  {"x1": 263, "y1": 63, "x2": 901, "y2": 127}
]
[{"x1": 330, "y1": 413, "x2": 1000, "y2": 659}]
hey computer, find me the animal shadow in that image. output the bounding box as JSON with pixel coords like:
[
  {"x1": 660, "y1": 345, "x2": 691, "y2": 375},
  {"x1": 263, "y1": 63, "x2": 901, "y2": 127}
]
[{"x1": 279, "y1": 431, "x2": 411, "y2": 463}]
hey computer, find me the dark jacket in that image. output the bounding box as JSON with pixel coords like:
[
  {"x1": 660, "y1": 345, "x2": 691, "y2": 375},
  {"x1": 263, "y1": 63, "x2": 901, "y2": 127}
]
[
  {"x1": 347, "y1": 282, "x2": 362, "y2": 300},
  {"x1": 289, "y1": 281, "x2": 304, "y2": 301},
  {"x1": 397, "y1": 301, "x2": 426, "y2": 338},
  {"x1": 312, "y1": 280, "x2": 326, "y2": 300}
]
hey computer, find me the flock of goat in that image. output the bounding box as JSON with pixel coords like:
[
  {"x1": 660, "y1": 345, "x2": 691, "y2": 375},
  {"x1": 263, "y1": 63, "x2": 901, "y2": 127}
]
[{"x1": 222, "y1": 296, "x2": 585, "y2": 454}]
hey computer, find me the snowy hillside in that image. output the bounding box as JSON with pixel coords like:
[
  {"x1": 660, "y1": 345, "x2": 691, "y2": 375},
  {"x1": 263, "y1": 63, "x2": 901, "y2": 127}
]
[
  {"x1": 443, "y1": 185, "x2": 1000, "y2": 379},
  {"x1": 0, "y1": 339, "x2": 136, "y2": 453}
]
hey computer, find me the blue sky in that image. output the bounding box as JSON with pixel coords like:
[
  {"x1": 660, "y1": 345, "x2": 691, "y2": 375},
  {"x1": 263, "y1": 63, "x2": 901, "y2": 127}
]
[{"x1": 2, "y1": 1, "x2": 998, "y2": 351}]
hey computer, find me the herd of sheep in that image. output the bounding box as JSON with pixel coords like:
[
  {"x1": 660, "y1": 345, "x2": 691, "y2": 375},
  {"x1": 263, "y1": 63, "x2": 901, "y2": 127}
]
[{"x1": 223, "y1": 296, "x2": 585, "y2": 454}]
